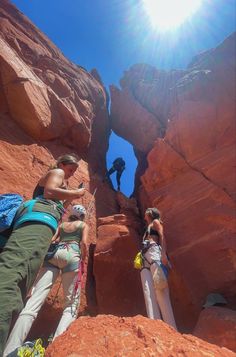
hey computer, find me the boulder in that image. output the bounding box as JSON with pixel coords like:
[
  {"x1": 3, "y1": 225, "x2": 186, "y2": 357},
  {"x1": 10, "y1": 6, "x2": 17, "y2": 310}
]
[
  {"x1": 46, "y1": 314, "x2": 236, "y2": 356},
  {"x1": 193, "y1": 307, "x2": 236, "y2": 353},
  {"x1": 94, "y1": 210, "x2": 145, "y2": 316}
]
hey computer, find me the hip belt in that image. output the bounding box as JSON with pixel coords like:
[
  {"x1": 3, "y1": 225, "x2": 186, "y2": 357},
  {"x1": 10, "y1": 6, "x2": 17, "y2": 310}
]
[{"x1": 14, "y1": 200, "x2": 60, "y2": 232}]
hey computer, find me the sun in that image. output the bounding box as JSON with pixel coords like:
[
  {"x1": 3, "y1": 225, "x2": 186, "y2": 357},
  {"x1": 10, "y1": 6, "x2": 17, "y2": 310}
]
[{"x1": 142, "y1": 0, "x2": 203, "y2": 31}]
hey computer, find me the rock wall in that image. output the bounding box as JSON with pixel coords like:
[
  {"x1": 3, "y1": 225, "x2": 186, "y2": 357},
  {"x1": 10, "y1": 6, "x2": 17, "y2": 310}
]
[
  {"x1": 93, "y1": 193, "x2": 145, "y2": 316},
  {"x1": 0, "y1": 0, "x2": 117, "y2": 337},
  {"x1": 111, "y1": 33, "x2": 236, "y2": 330},
  {"x1": 0, "y1": 0, "x2": 112, "y2": 192},
  {"x1": 1, "y1": 0, "x2": 236, "y2": 351},
  {"x1": 0, "y1": 0, "x2": 108, "y2": 153}
]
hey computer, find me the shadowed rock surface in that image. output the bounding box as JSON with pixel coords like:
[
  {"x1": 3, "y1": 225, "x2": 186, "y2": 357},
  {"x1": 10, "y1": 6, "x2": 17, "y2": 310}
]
[{"x1": 193, "y1": 307, "x2": 236, "y2": 353}]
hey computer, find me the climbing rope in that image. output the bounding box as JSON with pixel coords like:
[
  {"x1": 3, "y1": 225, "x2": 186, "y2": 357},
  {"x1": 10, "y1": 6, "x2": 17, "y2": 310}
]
[{"x1": 86, "y1": 188, "x2": 97, "y2": 220}]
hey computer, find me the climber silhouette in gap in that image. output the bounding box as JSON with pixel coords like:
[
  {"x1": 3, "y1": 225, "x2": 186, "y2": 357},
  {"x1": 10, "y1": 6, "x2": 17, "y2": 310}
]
[{"x1": 105, "y1": 157, "x2": 125, "y2": 191}]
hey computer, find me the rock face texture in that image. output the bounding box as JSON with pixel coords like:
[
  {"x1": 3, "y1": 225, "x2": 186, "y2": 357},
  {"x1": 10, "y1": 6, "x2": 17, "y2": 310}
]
[
  {"x1": 193, "y1": 307, "x2": 236, "y2": 353},
  {"x1": 0, "y1": 0, "x2": 110, "y2": 184},
  {"x1": 0, "y1": 0, "x2": 117, "y2": 213},
  {"x1": 1, "y1": 0, "x2": 236, "y2": 352},
  {"x1": 93, "y1": 193, "x2": 145, "y2": 316},
  {"x1": 111, "y1": 33, "x2": 236, "y2": 330},
  {"x1": 110, "y1": 65, "x2": 185, "y2": 153},
  {"x1": 0, "y1": 0, "x2": 115, "y2": 340},
  {"x1": 0, "y1": 0, "x2": 109, "y2": 153},
  {"x1": 46, "y1": 315, "x2": 236, "y2": 357}
]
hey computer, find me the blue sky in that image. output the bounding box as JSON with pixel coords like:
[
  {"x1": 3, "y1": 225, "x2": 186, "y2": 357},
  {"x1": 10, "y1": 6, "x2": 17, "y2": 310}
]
[{"x1": 12, "y1": 0, "x2": 236, "y2": 196}]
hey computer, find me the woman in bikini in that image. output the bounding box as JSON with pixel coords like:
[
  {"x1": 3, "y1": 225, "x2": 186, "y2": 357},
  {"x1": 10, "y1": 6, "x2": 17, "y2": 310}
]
[{"x1": 140, "y1": 207, "x2": 177, "y2": 329}]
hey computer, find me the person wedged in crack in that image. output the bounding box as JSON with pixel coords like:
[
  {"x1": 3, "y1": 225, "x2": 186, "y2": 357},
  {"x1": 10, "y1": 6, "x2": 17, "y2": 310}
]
[{"x1": 105, "y1": 157, "x2": 125, "y2": 191}]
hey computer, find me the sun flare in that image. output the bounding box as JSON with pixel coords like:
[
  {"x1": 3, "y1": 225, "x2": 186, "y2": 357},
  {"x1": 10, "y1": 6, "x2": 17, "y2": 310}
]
[{"x1": 142, "y1": 0, "x2": 203, "y2": 31}]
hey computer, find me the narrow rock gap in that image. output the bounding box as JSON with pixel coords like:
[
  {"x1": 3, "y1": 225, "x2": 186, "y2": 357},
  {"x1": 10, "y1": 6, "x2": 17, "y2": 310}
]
[{"x1": 106, "y1": 131, "x2": 138, "y2": 197}]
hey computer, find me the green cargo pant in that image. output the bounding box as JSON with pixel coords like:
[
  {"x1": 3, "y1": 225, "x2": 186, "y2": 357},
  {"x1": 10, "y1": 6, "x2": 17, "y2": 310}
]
[{"x1": 0, "y1": 222, "x2": 54, "y2": 356}]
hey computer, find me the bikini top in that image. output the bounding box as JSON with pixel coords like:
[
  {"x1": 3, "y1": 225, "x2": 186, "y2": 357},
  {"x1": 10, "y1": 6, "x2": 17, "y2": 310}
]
[
  {"x1": 33, "y1": 184, "x2": 44, "y2": 199},
  {"x1": 33, "y1": 180, "x2": 67, "y2": 199},
  {"x1": 144, "y1": 225, "x2": 160, "y2": 245},
  {"x1": 147, "y1": 227, "x2": 159, "y2": 237}
]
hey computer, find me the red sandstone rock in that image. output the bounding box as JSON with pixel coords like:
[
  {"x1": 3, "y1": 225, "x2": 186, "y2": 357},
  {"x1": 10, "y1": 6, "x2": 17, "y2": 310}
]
[
  {"x1": 0, "y1": 0, "x2": 235, "y2": 347},
  {"x1": 110, "y1": 64, "x2": 186, "y2": 153},
  {"x1": 120, "y1": 64, "x2": 185, "y2": 124},
  {"x1": 0, "y1": 0, "x2": 116, "y2": 341},
  {"x1": 109, "y1": 34, "x2": 236, "y2": 330},
  {"x1": 140, "y1": 138, "x2": 236, "y2": 329},
  {"x1": 116, "y1": 191, "x2": 140, "y2": 217},
  {"x1": 46, "y1": 314, "x2": 236, "y2": 356},
  {"x1": 0, "y1": 0, "x2": 109, "y2": 152},
  {"x1": 193, "y1": 307, "x2": 236, "y2": 353},
  {"x1": 94, "y1": 210, "x2": 145, "y2": 316},
  {"x1": 138, "y1": 34, "x2": 236, "y2": 330},
  {"x1": 110, "y1": 85, "x2": 162, "y2": 152},
  {"x1": 0, "y1": 0, "x2": 112, "y2": 207}
]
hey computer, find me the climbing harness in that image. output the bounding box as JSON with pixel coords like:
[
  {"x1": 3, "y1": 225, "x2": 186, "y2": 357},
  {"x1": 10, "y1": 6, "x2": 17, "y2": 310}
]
[
  {"x1": 133, "y1": 240, "x2": 154, "y2": 270},
  {"x1": 14, "y1": 199, "x2": 59, "y2": 232},
  {"x1": 134, "y1": 239, "x2": 169, "y2": 289},
  {"x1": 48, "y1": 242, "x2": 83, "y2": 306}
]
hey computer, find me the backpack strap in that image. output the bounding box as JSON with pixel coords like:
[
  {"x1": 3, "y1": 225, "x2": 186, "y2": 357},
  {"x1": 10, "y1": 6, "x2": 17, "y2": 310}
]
[
  {"x1": 142, "y1": 253, "x2": 152, "y2": 266},
  {"x1": 23, "y1": 199, "x2": 36, "y2": 213},
  {"x1": 0, "y1": 234, "x2": 8, "y2": 249}
]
